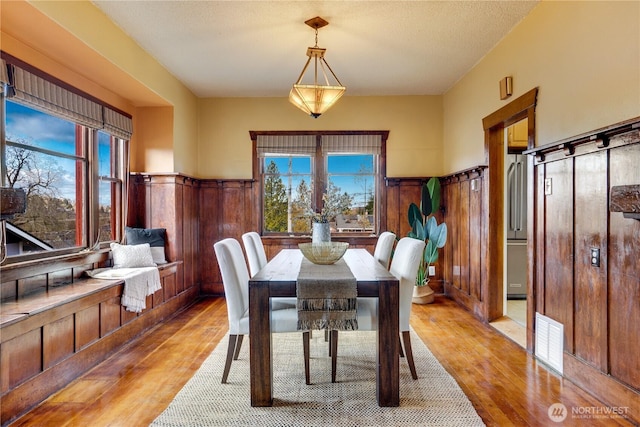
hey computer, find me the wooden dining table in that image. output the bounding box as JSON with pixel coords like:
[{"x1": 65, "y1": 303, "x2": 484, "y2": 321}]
[{"x1": 248, "y1": 248, "x2": 400, "y2": 407}]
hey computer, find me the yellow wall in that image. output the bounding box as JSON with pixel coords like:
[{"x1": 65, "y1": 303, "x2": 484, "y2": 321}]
[
  {"x1": 132, "y1": 107, "x2": 175, "y2": 173},
  {"x1": 1, "y1": 0, "x2": 199, "y2": 175},
  {"x1": 197, "y1": 95, "x2": 443, "y2": 179},
  {"x1": 2, "y1": 1, "x2": 639, "y2": 179},
  {"x1": 443, "y1": 1, "x2": 640, "y2": 174}
]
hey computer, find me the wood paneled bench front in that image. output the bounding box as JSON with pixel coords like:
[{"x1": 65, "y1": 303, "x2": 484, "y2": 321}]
[{"x1": 0, "y1": 261, "x2": 189, "y2": 426}]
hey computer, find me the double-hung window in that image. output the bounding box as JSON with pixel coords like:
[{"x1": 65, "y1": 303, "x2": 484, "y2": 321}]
[
  {"x1": 0, "y1": 54, "x2": 132, "y2": 262},
  {"x1": 252, "y1": 131, "x2": 388, "y2": 236}
]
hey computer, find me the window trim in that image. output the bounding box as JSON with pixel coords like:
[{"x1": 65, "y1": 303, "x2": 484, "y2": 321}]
[
  {"x1": 1, "y1": 54, "x2": 131, "y2": 264},
  {"x1": 249, "y1": 130, "x2": 389, "y2": 236}
]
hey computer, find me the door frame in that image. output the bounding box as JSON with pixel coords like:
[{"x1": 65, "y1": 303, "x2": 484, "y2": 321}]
[{"x1": 482, "y1": 88, "x2": 538, "y2": 351}]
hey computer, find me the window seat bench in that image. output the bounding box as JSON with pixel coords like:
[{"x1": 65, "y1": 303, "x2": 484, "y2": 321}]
[{"x1": 0, "y1": 261, "x2": 193, "y2": 426}]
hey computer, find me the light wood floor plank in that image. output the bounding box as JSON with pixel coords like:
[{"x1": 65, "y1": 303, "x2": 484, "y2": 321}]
[{"x1": 8, "y1": 296, "x2": 634, "y2": 426}]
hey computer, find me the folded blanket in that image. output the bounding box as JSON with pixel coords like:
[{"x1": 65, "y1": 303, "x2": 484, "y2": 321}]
[
  {"x1": 86, "y1": 267, "x2": 162, "y2": 313},
  {"x1": 296, "y1": 258, "x2": 358, "y2": 331}
]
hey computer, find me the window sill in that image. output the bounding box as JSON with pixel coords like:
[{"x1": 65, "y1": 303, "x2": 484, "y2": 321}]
[{"x1": 0, "y1": 248, "x2": 111, "y2": 281}]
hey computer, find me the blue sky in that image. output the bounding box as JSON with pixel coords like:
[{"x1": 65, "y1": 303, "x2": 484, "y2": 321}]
[
  {"x1": 266, "y1": 154, "x2": 374, "y2": 207},
  {"x1": 6, "y1": 100, "x2": 374, "y2": 208},
  {"x1": 5, "y1": 101, "x2": 112, "y2": 204}
]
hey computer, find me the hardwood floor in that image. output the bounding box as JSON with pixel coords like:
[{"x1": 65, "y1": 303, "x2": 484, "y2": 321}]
[{"x1": 9, "y1": 296, "x2": 633, "y2": 426}]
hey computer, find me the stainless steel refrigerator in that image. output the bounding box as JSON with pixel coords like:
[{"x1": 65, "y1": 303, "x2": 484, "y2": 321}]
[{"x1": 506, "y1": 154, "x2": 527, "y2": 299}]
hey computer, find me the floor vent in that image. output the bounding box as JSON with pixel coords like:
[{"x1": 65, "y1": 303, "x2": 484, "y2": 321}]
[{"x1": 535, "y1": 312, "x2": 564, "y2": 374}]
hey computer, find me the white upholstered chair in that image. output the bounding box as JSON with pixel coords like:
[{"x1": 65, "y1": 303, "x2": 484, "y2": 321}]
[
  {"x1": 373, "y1": 231, "x2": 396, "y2": 269},
  {"x1": 241, "y1": 231, "x2": 297, "y2": 311},
  {"x1": 344, "y1": 231, "x2": 396, "y2": 338},
  {"x1": 331, "y1": 237, "x2": 426, "y2": 381},
  {"x1": 214, "y1": 238, "x2": 310, "y2": 384},
  {"x1": 241, "y1": 231, "x2": 268, "y2": 277}
]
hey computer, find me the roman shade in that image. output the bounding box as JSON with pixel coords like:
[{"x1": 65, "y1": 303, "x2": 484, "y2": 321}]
[
  {"x1": 256, "y1": 134, "x2": 316, "y2": 156},
  {"x1": 10, "y1": 65, "x2": 103, "y2": 129},
  {"x1": 103, "y1": 106, "x2": 133, "y2": 140},
  {"x1": 0, "y1": 59, "x2": 8, "y2": 87},
  {"x1": 2, "y1": 57, "x2": 132, "y2": 140},
  {"x1": 321, "y1": 134, "x2": 382, "y2": 155}
]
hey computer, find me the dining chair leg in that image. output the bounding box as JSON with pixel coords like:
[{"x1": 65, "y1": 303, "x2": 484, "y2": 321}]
[
  {"x1": 330, "y1": 330, "x2": 339, "y2": 383},
  {"x1": 328, "y1": 330, "x2": 333, "y2": 357},
  {"x1": 233, "y1": 334, "x2": 244, "y2": 360},
  {"x1": 401, "y1": 330, "x2": 418, "y2": 380},
  {"x1": 303, "y1": 332, "x2": 311, "y2": 385},
  {"x1": 398, "y1": 335, "x2": 405, "y2": 358},
  {"x1": 222, "y1": 334, "x2": 238, "y2": 383}
]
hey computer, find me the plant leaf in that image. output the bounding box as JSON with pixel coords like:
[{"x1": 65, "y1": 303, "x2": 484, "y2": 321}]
[
  {"x1": 408, "y1": 203, "x2": 422, "y2": 234},
  {"x1": 427, "y1": 177, "x2": 441, "y2": 214},
  {"x1": 425, "y1": 215, "x2": 437, "y2": 239},
  {"x1": 435, "y1": 223, "x2": 447, "y2": 248},
  {"x1": 424, "y1": 239, "x2": 439, "y2": 264},
  {"x1": 414, "y1": 219, "x2": 427, "y2": 241},
  {"x1": 420, "y1": 183, "x2": 432, "y2": 216}
]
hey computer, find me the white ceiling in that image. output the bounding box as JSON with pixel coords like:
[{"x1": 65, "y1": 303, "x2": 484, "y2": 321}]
[{"x1": 92, "y1": 1, "x2": 539, "y2": 98}]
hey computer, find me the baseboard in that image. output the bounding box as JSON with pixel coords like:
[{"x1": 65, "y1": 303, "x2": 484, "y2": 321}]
[{"x1": 564, "y1": 352, "x2": 639, "y2": 425}]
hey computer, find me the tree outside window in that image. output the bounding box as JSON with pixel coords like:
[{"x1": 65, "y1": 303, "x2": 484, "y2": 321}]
[{"x1": 254, "y1": 132, "x2": 387, "y2": 236}]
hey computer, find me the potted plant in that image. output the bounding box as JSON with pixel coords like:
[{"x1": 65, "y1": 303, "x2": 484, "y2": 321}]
[{"x1": 408, "y1": 177, "x2": 448, "y2": 304}]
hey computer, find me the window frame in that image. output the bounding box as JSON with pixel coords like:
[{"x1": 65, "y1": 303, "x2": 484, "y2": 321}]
[
  {"x1": 1, "y1": 54, "x2": 131, "y2": 264},
  {"x1": 250, "y1": 130, "x2": 389, "y2": 237}
]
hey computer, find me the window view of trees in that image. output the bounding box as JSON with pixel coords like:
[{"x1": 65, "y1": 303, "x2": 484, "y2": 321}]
[
  {"x1": 5, "y1": 141, "x2": 81, "y2": 251},
  {"x1": 3, "y1": 102, "x2": 82, "y2": 254},
  {"x1": 1, "y1": 59, "x2": 131, "y2": 262},
  {"x1": 262, "y1": 154, "x2": 375, "y2": 235},
  {"x1": 263, "y1": 160, "x2": 289, "y2": 232},
  {"x1": 3, "y1": 100, "x2": 120, "y2": 258}
]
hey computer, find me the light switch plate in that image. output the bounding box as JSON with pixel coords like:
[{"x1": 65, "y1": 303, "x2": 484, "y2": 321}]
[
  {"x1": 544, "y1": 178, "x2": 553, "y2": 195},
  {"x1": 428, "y1": 266, "x2": 436, "y2": 276},
  {"x1": 590, "y1": 247, "x2": 600, "y2": 267}
]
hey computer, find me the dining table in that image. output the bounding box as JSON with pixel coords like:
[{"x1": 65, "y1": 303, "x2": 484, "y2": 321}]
[{"x1": 248, "y1": 247, "x2": 400, "y2": 407}]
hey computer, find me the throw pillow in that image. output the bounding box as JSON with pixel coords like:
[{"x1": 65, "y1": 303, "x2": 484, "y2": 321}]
[
  {"x1": 110, "y1": 242, "x2": 156, "y2": 268},
  {"x1": 125, "y1": 227, "x2": 167, "y2": 264}
]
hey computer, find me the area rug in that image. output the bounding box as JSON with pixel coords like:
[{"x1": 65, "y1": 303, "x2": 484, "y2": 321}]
[{"x1": 151, "y1": 329, "x2": 485, "y2": 426}]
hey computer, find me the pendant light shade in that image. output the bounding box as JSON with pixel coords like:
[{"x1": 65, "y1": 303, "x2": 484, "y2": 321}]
[{"x1": 289, "y1": 17, "x2": 346, "y2": 118}]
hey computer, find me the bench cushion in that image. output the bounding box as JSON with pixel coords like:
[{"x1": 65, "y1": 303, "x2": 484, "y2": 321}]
[{"x1": 110, "y1": 242, "x2": 156, "y2": 268}]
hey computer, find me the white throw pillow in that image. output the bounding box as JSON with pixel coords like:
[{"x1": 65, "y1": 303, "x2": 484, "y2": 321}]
[{"x1": 110, "y1": 242, "x2": 156, "y2": 269}]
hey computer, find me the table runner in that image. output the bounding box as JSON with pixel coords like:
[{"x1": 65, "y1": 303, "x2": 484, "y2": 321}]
[{"x1": 296, "y1": 258, "x2": 358, "y2": 331}]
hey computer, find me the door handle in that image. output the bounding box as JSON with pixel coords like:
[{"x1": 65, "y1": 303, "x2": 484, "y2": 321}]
[{"x1": 507, "y1": 163, "x2": 516, "y2": 232}]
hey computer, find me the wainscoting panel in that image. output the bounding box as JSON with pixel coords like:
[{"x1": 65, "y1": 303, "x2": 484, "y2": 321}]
[
  {"x1": 542, "y1": 158, "x2": 574, "y2": 353},
  {"x1": 440, "y1": 167, "x2": 487, "y2": 316},
  {"x1": 608, "y1": 143, "x2": 640, "y2": 391},
  {"x1": 528, "y1": 118, "x2": 640, "y2": 421}
]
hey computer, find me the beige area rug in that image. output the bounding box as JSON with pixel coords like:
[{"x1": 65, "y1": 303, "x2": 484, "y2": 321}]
[{"x1": 151, "y1": 329, "x2": 485, "y2": 426}]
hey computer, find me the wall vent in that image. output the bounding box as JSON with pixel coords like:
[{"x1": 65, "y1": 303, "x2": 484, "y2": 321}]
[{"x1": 535, "y1": 312, "x2": 564, "y2": 374}]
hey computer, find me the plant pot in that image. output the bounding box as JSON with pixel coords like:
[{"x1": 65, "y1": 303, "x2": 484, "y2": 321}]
[
  {"x1": 312, "y1": 222, "x2": 331, "y2": 244},
  {"x1": 412, "y1": 284, "x2": 435, "y2": 304}
]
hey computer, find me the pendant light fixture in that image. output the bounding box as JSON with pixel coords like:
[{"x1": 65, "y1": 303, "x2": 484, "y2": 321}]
[{"x1": 289, "y1": 16, "x2": 346, "y2": 118}]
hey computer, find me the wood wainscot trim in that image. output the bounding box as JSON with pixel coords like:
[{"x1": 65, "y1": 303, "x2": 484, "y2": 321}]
[
  {"x1": 0, "y1": 261, "x2": 189, "y2": 425},
  {"x1": 564, "y1": 352, "x2": 640, "y2": 425},
  {"x1": 524, "y1": 117, "x2": 640, "y2": 165},
  {"x1": 439, "y1": 166, "x2": 487, "y2": 312}
]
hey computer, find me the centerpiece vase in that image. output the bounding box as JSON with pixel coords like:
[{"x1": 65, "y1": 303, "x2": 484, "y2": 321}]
[{"x1": 312, "y1": 222, "x2": 331, "y2": 244}]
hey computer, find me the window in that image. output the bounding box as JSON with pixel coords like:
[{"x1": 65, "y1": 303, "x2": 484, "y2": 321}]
[
  {"x1": 1, "y1": 55, "x2": 131, "y2": 262},
  {"x1": 252, "y1": 131, "x2": 388, "y2": 236}
]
